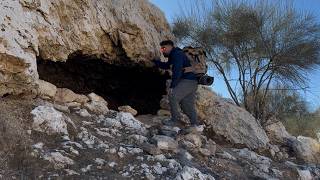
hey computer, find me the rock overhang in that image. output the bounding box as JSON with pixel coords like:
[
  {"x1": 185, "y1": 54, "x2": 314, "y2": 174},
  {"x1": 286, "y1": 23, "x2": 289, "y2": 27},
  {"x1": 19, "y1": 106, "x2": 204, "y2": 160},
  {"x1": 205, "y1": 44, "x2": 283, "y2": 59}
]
[{"x1": 0, "y1": 0, "x2": 173, "y2": 97}]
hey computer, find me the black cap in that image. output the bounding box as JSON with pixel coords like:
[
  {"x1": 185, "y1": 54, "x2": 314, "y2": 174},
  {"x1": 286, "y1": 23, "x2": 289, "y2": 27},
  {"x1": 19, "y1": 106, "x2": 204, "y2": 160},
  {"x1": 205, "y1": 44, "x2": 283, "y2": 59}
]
[{"x1": 160, "y1": 40, "x2": 174, "y2": 46}]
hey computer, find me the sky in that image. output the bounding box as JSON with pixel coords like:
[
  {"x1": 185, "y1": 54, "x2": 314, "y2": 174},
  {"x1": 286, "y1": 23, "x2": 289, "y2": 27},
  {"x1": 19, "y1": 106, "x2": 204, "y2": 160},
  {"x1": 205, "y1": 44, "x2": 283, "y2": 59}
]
[{"x1": 150, "y1": 0, "x2": 320, "y2": 111}]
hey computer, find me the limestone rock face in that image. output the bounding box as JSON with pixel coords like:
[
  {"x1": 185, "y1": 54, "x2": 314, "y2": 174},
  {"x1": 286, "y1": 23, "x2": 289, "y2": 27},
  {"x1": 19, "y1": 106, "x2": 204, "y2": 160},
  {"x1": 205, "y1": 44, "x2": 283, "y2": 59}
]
[
  {"x1": 0, "y1": 0, "x2": 172, "y2": 96},
  {"x1": 196, "y1": 86, "x2": 270, "y2": 149}
]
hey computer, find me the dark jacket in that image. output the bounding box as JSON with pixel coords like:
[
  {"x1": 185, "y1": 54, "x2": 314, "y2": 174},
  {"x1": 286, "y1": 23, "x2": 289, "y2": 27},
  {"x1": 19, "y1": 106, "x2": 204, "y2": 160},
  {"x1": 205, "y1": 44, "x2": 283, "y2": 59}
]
[{"x1": 154, "y1": 47, "x2": 197, "y2": 88}]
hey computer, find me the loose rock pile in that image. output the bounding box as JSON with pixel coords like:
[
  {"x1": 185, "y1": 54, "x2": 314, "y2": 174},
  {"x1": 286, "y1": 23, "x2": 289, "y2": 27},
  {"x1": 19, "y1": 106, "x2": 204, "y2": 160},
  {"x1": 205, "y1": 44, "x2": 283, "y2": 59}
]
[{"x1": 11, "y1": 90, "x2": 316, "y2": 179}]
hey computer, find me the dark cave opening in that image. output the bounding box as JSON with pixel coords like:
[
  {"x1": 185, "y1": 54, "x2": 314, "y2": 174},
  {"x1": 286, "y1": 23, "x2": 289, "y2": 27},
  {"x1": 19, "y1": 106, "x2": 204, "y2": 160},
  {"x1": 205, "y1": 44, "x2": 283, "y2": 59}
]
[{"x1": 36, "y1": 52, "x2": 169, "y2": 115}]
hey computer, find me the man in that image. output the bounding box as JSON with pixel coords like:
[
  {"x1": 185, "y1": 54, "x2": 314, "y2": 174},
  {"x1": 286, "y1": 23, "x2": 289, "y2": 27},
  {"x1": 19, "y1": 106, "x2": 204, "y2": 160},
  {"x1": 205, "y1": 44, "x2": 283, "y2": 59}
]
[{"x1": 153, "y1": 40, "x2": 199, "y2": 127}]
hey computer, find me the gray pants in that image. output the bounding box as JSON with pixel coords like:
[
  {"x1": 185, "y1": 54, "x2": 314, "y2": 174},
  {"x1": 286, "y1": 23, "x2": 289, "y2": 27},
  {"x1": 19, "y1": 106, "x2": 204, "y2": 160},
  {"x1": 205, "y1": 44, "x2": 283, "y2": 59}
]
[{"x1": 168, "y1": 79, "x2": 198, "y2": 125}]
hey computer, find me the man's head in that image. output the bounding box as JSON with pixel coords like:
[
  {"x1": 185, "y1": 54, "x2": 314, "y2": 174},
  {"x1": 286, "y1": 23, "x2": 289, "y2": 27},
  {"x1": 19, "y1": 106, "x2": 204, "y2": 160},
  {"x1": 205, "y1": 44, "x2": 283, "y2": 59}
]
[{"x1": 160, "y1": 40, "x2": 174, "y2": 57}]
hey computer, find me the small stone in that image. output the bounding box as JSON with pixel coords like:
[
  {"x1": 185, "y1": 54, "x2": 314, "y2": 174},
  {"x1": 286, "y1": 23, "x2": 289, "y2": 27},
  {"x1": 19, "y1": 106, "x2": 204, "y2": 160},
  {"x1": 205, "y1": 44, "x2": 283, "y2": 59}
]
[
  {"x1": 118, "y1": 152, "x2": 125, "y2": 158},
  {"x1": 69, "y1": 147, "x2": 79, "y2": 156},
  {"x1": 62, "y1": 135, "x2": 70, "y2": 141},
  {"x1": 103, "y1": 118, "x2": 122, "y2": 128},
  {"x1": 152, "y1": 135, "x2": 178, "y2": 152},
  {"x1": 81, "y1": 165, "x2": 92, "y2": 173},
  {"x1": 74, "y1": 95, "x2": 89, "y2": 104},
  {"x1": 88, "y1": 93, "x2": 107, "y2": 103},
  {"x1": 175, "y1": 166, "x2": 215, "y2": 180},
  {"x1": 121, "y1": 172, "x2": 130, "y2": 177},
  {"x1": 66, "y1": 102, "x2": 82, "y2": 108},
  {"x1": 183, "y1": 151, "x2": 193, "y2": 160},
  {"x1": 297, "y1": 169, "x2": 313, "y2": 180},
  {"x1": 53, "y1": 104, "x2": 70, "y2": 113},
  {"x1": 128, "y1": 148, "x2": 143, "y2": 154},
  {"x1": 118, "y1": 105, "x2": 138, "y2": 116},
  {"x1": 54, "y1": 88, "x2": 79, "y2": 103},
  {"x1": 157, "y1": 109, "x2": 171, "y2": 116},
  {"x1": 145, "y1": 172, "x2": 156, "y2": 180},
  {"x1": 95, "y1": 158, "x2": 105, "y2": 166},
  {"x1": 96, "y1": 128, "x2": 112, "y2": 138},
  {"x1": 77, "y1": 109, "x2": 91, "y2": 117},
  {"x1": 116, "y1": 112, "x2": 146, "y2": 134},
  {"x1": 119, "y1": 147, "x2": 127, "y2": 153},
  {"x1": 27, "y1": 130, "x2": 32, "y2": 135},
  {"x1": 136, "y1": 156, "x2": 144, "y2": 161},
  {"x1": 65, "y1": 169, "x2": 80, "y2": 176},
  {"x1": 153, "y1": 162, "x2": 166, "y2": 175},
  {"x1": 216, "y1": 151, "x2": 237, "y2": 161},
  {"x1": 108, "y1": 148, "x2": 117, "y2": 154},
  {"x1": 129, "y1": 134, "x2": 148, "y2": 144},
  {"x1": 271, "y1": 168, "x2": 283, "y2": 178},
  {"x1": 32, "y1": 142, "x2": 44, "y2": 149},
  {"x1": 199, "y1": 148, "x2": 211, "y2": 156},
  {"x1": 44, "y1": 152, "x2": 74, "y2": 169},
  {"x1": 108, "y1": 162, "x2": 117, "y2": 167}
]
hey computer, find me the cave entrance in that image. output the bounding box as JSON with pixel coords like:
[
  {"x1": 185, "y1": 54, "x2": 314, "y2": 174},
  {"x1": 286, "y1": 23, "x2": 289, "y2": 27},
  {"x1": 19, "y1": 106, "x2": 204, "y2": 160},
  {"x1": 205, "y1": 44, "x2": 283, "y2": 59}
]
[{"x1": 37, "y1": 52, "x2": 169, "y2": 115}]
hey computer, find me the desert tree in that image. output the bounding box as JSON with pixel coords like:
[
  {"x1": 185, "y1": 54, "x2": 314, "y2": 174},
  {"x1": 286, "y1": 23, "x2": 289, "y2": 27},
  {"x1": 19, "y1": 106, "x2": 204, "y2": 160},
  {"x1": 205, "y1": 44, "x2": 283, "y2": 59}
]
[{"x1": 172, "y1": 0, "x2": 320, "y2": 124}]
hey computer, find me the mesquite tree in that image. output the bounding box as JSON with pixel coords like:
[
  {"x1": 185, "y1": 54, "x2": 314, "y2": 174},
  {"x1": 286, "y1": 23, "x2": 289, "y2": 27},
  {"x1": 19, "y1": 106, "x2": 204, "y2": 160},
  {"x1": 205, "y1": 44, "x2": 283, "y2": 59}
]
[{"x1": 173, "y1": 0, "x2": 320, "y2": 124}]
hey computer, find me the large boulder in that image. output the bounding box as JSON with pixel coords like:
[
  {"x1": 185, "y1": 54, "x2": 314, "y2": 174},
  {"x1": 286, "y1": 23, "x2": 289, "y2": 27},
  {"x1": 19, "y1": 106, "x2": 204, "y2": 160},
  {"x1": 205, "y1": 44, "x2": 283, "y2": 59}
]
[
  {"x1": 31, "y1": 105, "x2": 70, "y2": 135},
  {"x1": 291, "y1": 136, "x2": 320, "y2": 164},
  {"x1": 36, "y1": 80, "x2": 57, "y2": 99},
  {"x1": 0, "y1": 0, "x2": 173, "y2": 96},
  {"x1": 265, "y1": 121, "x2": 296, "y2": 144},
  {"x1": 196, "y1": 86, "x2": 269, "y2": 149}
]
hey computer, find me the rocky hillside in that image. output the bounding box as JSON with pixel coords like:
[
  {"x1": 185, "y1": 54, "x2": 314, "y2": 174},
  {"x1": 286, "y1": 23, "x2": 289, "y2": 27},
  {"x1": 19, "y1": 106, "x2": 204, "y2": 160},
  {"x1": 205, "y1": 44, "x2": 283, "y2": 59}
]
[
  {"x1": 0, "y1": 0, "x2": 319, "y2": 179},
  {"x1": 0, "y1": 89, "x2": 319, "y2": 179}
]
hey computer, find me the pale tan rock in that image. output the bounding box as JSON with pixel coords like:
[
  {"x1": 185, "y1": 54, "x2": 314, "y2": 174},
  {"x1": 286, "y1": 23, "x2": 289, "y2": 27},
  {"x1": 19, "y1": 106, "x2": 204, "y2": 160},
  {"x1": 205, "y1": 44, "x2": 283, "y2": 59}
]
[
  {"x1": 152, "y1": 135, "x2": 178, "y2": 152},
  {"x1": 183, "y1": 134, "x2": 202, "y2": 148},
  {"x1": 160, "y1": 96, "x2": 170, "y2": 110},
  {"x1": 118, "y1": 105, "x2": 138, "y2": 116},
  {"x1": 53, "y1": 104, "x2": 70, "y2": 113},
  {"x1": 54, "y1": 88, "x2": 79, "y2": 103},
  {"x1": 66, "y1": 102, "x2": 82, "y2": 108},
  {"x1": 0, "y1": 0, "x2": 173, "y2": 96},
  {"x1": 87, "y1": 93, "x2": 107, "y2": 103},
  {"x1": 74, "y1": 95, "x2": 89, "y2": 104},
  {"x1": 37, "y1": 80, "x2": 57, "y2": 99},
  {"x1": 157, "y1": 109, "x2": 171, "y2": 116},
  {"x1": 265, "y1": 121, "x2": 295, "y2": 144},
  {"x1": 199, "y1": 148, "x2": 211, "y2": 156},
  {"x1": 84, "y1": 93, "x2": 109, "y2": 115},
  {"x1": 84, "y1": 101, "x2": 109, "y2": 115},
  {"x1": 205, "y1": 139, "x2": 217, "y2": 156},
  {"x1": 292, "y1": 136, "x2": 320, "y2": 164}
]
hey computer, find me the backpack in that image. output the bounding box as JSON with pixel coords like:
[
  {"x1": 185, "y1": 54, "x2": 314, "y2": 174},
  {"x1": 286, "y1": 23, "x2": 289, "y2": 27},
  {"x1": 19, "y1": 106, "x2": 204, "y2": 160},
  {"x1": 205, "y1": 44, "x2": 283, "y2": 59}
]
[
  {"x1": 182, "y1": 46, "x2": 208, "y2": 77},
  {"x1": 183, "y1": 46, "x2": 214, "y2": 86}
]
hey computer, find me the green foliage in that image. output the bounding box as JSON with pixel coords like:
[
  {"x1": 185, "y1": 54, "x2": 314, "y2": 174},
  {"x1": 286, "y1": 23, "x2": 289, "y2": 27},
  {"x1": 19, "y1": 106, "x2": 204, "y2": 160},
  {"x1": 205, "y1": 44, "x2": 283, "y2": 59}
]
[{"x1": 283, "y1": 114, "x2": 320, "y2": 139}]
